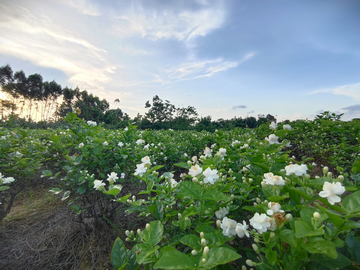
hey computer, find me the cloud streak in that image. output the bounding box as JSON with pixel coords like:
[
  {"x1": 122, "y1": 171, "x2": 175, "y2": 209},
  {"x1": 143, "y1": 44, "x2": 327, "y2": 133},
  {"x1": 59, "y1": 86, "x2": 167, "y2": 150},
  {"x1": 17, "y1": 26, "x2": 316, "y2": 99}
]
[
  {"x1": 231, "y1": 105, "x2": 247, "y2": 110},
  {"x1": 0, "y1": 3, "x2": 114, "y2": 91},
  {"x1": 310, "y1": 83, "x2": 360, "y2": 100}
]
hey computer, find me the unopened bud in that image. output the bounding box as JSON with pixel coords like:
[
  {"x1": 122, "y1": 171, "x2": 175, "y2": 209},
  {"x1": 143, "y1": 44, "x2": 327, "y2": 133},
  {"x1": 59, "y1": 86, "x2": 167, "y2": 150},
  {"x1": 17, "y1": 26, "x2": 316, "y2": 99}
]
[
  {"x1": 313, "y1": 212, "x2": 321, "y2": 220},
  {"x1": 327, "y1": 172, "x2": 332, "y2": 178},
  {"x1": 323, "y1": 166, "x2": 329, "y2": 174},
  {"x1": 201, "y1": 238, "x2": 207, "y2": 246},
  {"x1": 254, "y1": 237, "x2": 260, "y2": 243},
  {"x1": 192, "y1": 177, "x2": 198, "y2": 183},
  {"x1": 246, "y1": 259, "x2": 253, "y2": 266},
  {"x1": 285, "y1": 213, "x2": 293, "y2": 221},
  {"x1": 252, "y1": 244, "x2": 258, "y2": 253},
  {"x1": 125, "y1": 238, "x2": 130, "y2": 241},
  {"x1": 202, "y1": 258, "x2": 206, "y2": 263},
  {"x1": 203, "y1": 246, "x2": 209, "y2": 256},
  {"x1": 242, "y1": 266, "x2": 247, "y2": 270},
  {"x1": 216, "y1": 220, "x2": 221, "y2": 228},
  {"x1": 185, "y1": 217, "x2": 189, "y2": 221},
  {"x1": 191, "y1": 250, "x2": 197, "y2": 256},
  {"x1": 125, "y1": 230, "x2": 130, "y2": 236},
  {"x1": 261, "y1": 181, "x2": 267, "y2": 188},
  {"x1": 178, "y1": 213, "x2": 182, "y2": 218},
  {"x1": 256, "y1": 198, "x2": 261, "y2": 204},
  {"x1": 187, "y1": 161, "x2": 192, "y2": 166},
  {"x1": 137, "y1": 229, "x2": 141, "y2": 235},
  {"x1": 270, "y1": 232, "x2": 275, "y2": 238},
  {"x1": 304, "y1": 174, "x2": 310, "y2": 180},
  {"x1": 249, "y1": 178, "x2": 253, "y2": 183},
  {"x1": 146, "y1": 223, "x2": 150, "y2": 230},
  {"x1": 338, "y1": 175, "x2": 344, "y2": 182},
  {"x1": 199, "y1": 181, "x2": 204, "y2": 185},
  {"x1": 200, "y1": 232, "x2": 205, "y2": 238}
]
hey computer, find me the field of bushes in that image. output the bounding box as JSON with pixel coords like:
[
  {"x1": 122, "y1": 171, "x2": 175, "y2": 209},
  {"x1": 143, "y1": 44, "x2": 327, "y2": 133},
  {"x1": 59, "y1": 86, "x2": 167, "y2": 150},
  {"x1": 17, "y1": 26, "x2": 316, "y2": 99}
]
[{"x1": 1, "y1": 111, "x2": 360, "y2": 270}]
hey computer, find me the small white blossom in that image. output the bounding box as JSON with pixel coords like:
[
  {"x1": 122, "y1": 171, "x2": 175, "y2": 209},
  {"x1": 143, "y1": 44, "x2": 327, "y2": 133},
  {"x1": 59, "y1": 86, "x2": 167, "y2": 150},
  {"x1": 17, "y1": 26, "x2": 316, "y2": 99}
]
[
  {"x1": 103, "y1": 141, "x2": 109, "y2": 146},
  {"x1": 215, "y1": 207, "x2": 229, "y2": 219},
  {"x1": 203, "y1": 147, "x2": 212, "y2": 158},
  {"x1": 134, "y1": 163, "x2": 147, "y2": 177},
  {"x1": 269, "y1": 121, "x2": 277, "y2": 130},
  {"x1": 283, "y1": 124, "x2": 292, "y2": 130},
  {"x1": 285, "y1": 164, "x2": 308, "y2": 176},
  {"x1": 107, "y1": 172, "x2": 119, "y2": 182},
  {"x1": 319, "y1": 181, "x2": 345, "y2": 205},
  {"x1": 118, "y1": 142, "x2": 124, "y2": 147},
  {"x1": 265, "y1": 134, "x2": 279, "y2": 144},
  {"x1": 266, "y1": 202, "x2": 285, "y2": 216},
  {"x1": 250, "y1": 213, "x2": 273, "y2": 234},
  {"x1": 136, "y1": 139, "x2": 145, "y2": 145},
  {"x1": 141, "y1": 156, "x2": 151, "y2": 165},
  {"x1": 220, "y1": 217, "x2": 237, "y2": 237},
  {"x1": 189, "y1": 164, "x2": 203, "y2": 177},
  {"x1": 203, "y1": 167, "x2": 219, "y2": 185},
  {"x1": 262, "y1": 173, "x2": 286, "y2": 186},
  {"x1": 93, "y1": 180, "x2": 105, "y2": 190},
  {"x1": 79, "y1": 142, "x2": 84, "y2": 148},
  {"x1": 236, "y1": 221, "x2": 250, "y2": 238}
]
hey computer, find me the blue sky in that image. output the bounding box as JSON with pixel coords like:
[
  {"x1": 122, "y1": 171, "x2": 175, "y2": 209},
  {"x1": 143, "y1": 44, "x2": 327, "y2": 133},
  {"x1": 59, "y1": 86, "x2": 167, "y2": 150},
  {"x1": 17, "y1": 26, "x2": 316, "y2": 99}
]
[{"x1": 1, "y1": 0, "x2": 360, "y2": 121}]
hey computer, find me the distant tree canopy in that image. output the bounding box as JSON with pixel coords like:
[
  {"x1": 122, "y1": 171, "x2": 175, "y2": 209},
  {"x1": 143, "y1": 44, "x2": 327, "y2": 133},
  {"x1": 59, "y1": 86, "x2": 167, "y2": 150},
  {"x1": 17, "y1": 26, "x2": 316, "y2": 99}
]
[{"x1": 0, "y1": 64, "x2": 277, "y2": 130}]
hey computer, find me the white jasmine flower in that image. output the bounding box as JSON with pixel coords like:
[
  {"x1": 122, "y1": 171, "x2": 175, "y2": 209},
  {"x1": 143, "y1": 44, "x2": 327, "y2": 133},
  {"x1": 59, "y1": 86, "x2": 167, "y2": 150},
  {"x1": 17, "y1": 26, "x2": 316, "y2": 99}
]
[
  {"x1": 285, "y1": 164, "x2": 308, "y2": 176},
  {"x1": 183, "y1": 153, "x2": 188, "y2": 157},
  {"x1": 203, "y1": 167, "x2": 219, "y2": 185},
  {"x1": 189, "y1": 164, "x2": 203, "y2": 177},
  {"x1": 87, "y1": 120, "x2": 97, "y2": 127},
  {"x1": 215, "y1": 206, "x2": 229, "y2": 219},
  {"x1": 93, "y1": 180, "x2": 105, "y2": 190},
  {"x1": 216, "y1": 148, "x2": 227, "y2": 158},
  {"x1": 265, "y1": 134, "x2": 279, "y2": 144},
  {"x1": 220, "y1": 217, "x2": 237, "y2": 237},
  {"x1": 283, "y1": 124, "x2": 292, "y2": 130},
  {"x1": 236, "y1": 221, "x2": 250, "y2": 238},
  {"x1": 124, "y1": 127, "x2": 128, "y2": 131},
  {"x1": 103, "y1": 141, "x2": 109, "y2": 146},
  {"x1": 121, "y1": 173, "x2": 125, "y2": 179},
  {"x1": 141, "y1": 156, "x2": 151, "y2": 165},
  {"x1": 203, "y1": 147, "x2": 212, "y2": 158},
  {"x1": 266, "y1": 202, "x2": 284, "y2": 216},
  {"x1": 263, "y1": 173, "x2": 286, "y2": 186},
  {"x1": 79, "y1": 142, "x2": 84, "y2": 147},
  {"x1": 118, "y1": 142, "x2": 124, "y2": 147},
  {"x1": 144, "y1": 144, "x2": 150, "y2": 150},
  {"x1": 134, "y1": 163, "x2": 147, "y2": 177},
  {"x1": 232, "y1": 140, "x2": 240, "y2": 146},
  {"x1": 191, "y1": 156, "x2": 197, "y2": 163},
  {"x1": 319, "y1": 181, "x2": 345, "y2": 205},
  {"x1": 107, "y1": 172, "x2": 119, "y2": 182},
  {"x1": 169, "y1": 178, "x2": 179, "y2": 188},
  {"x1": 136, "y1": 139, "x2": 145, "y2": 145},
  {"x1": 269, "y1": 122, "x2": 277, "y2": 130},
  {"x1": 249, "y1": 213, "x2": 272, "y2": 234},
  {"x1": 2, "y1": 177, "x2": 15, "y2": 184}
]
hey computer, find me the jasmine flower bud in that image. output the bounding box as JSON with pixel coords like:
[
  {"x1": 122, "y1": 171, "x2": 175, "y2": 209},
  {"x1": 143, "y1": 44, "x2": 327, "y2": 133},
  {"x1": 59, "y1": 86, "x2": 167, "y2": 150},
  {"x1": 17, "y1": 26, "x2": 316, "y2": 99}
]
[
  {"x1": 146, "y1": 223, "x2": 150, "y2": 230},
  {"x1": 192, "y1": 177, "x2": 198, "y2": 183},
  {"x1": 313, "y1": 212, "x2": 320, "y2": 220},
  {"x1": 285, "y1": 213, "x2": 293, "y2": 221},
  {"x1": 203, "y1": 246, "x2": 209, "y2": 256},
  {"x1": 191, "y1": 250, "x2": 197, "y2": 256},
  {"x1": 125, "y1": 230, "x2": 130, "y2": 236},
  {"x1": 327, "y1": 172, "x2": 332, "y2": 178},
  {"x1": 338, "y1": 175, "x2": 344, "y2": 182},
  {"x1": 200, "y1": 232, "x2": 205, "y2": 238},
  {"x1": 323, "y1": 166, "x2": 329, "y2": 174},
  {"x1": 202, "y1": 258, "x2": 206, "y2": 263},
  {"x1": 201, "y1": 238, "x2": 207, "y2": 246},
  {"x1": 270, "y1": 232, "x2": 275, "y2": 238},
  {"x1": 216, "y1": 220, "x2": 221, "y2": 228},
  {"x1": 246, "y1": 259, "x2": 253, "y2": 266},
  {"x1": 137, "y1": 229, "x2": 141, "y2": 235},
  {"x1": 252, "y1": 244, "x2": 258, "y2": 253}
]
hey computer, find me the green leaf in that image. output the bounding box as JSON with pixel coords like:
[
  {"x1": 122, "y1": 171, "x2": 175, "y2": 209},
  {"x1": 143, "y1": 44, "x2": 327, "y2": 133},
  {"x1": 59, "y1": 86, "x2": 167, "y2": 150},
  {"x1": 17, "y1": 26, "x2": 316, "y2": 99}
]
[
  {"x1": 118, "y1": 194, "x2": 131, "y2": 203},
  {"x1": 265, "y1": 249, "x2": 277, "y2": 266},
  {"x1": 346, "y1": 233, "x2": 360, "y2": 263},
  {"x1": 41, "y1": 170, "x2": 52, "y2": 177},
  {"x1": 143, "y1": 220, "x2": 163, "y2": 247},
  {"x1": 103, "y1": 188, "x2": 121, "y2": 196},
  {"x1": 202, "y1": 247, "x2": 241, "y2": 268},
  {"x1": 342, "y1": 190, "x2": 360, "y2": 215},
  {"x1": 126, "y1": 250, "x2": 138, "y2": 270},
  {"x1": 275, "y1": 129, "x2": 289, "y2": 137},
  {"x1": 111, "y1": 238, "x2": 128, "y2": 269},
  {"x1": 202, "y1": 189, "x2": 229, "y2": 201},
  {"x1": 195, "y1": 224, "x2": 215, "y2": 233},
  {"x1": 149, "y1": 165, "x2": 164, "y2": 173},
  {"x1": 278, "y1": 229, "x2": 299, "y2": 247},
  {"x1": 179, "y1": 181, "x2": 202, "y2": 200},
  {"x1": 77, "y1": 184, "x2": 87, "y2": 194},
  {"x1": 204, "y1": 231, "x2": 229, "y2": 248},
  {"x1": 182, "y1": 206, "x2": 199, "y2": 218},
  {"x1": 174, "y1": 162, "x2": 191, "y2": 169},
  {"x1": 303, "y1": 237, "x2": 337, "y2": 259},
  {"x1": 50, "y1": 135, "x2": 62, "y2": 143},
  {"x1": 270, "y1": 162, "x2": 288, "y2": 173},
  {"x1": 300, "y1": 207, "x2": 328, "y2": 228},
  {"x1": 154, "y1": 250, "x2": 194, "y2": 269},
  {"x1": 0, "y1": 185, "x2": 10, "y2": 191},
  {"x1": 154, "y1": 202, "x2": 164, "y2": 220},
  {"x1": 135, "y1": 244, "x2": 159, "y2": 265},
  {"x1": 311, "y1": 253, "x2": 351, "y2": 269},
  {"x1": 295, "y1": 220, "x2": 324, "y2": 238},
  {"x1": 267, "y1": 195, "x2": 288, "y2": 202},
  {"x1": 180, "y1": 235, "x2": 201, "y2": 250},
  {"x1": 49, "y1": 188, "x2": 62, "y2": 194}
]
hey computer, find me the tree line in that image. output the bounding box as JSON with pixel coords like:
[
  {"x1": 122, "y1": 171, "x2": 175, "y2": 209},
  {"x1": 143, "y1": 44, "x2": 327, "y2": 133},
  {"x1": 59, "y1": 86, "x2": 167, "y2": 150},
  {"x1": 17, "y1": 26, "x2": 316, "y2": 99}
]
[{"x1": 0, "y1": 64, "x2": 277, "y2": 130}]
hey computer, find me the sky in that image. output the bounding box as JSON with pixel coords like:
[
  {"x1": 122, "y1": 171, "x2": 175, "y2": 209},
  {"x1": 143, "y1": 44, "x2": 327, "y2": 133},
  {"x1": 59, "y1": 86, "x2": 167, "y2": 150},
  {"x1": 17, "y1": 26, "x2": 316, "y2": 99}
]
[{"x1": 0, "y1": 0, "x2": 360, "y2": 122}]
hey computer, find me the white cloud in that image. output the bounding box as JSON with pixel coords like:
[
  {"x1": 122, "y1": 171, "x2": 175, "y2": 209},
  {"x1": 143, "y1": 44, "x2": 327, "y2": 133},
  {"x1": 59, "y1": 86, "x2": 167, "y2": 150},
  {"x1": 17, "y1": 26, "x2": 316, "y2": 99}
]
[
  {"x1": 112, "y1": 2, "x2": 225, "y2": 42},
  {"x1": 0, "y1": 3, "x2": 113, "y2": 91},
  {"x1": 310, "y1": 83, "x2": 360, "y2": 100},
  {"x1": 49, "y1": 0, "x2": 101, "y2": 16},
  {"x1": 165, "y1": 53, "x2": 254, "y2": 81}
]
